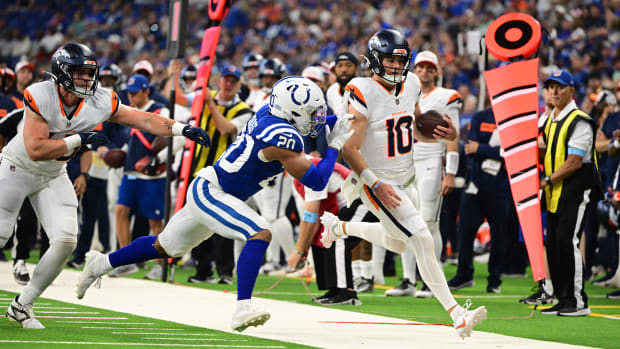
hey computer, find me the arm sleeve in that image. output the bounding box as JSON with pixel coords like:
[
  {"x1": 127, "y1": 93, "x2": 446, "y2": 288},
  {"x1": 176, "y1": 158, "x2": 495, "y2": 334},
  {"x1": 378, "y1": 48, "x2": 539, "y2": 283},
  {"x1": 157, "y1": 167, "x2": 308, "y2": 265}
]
[
  {"x1": 299, "y1": 147, "x2": 338, "y2": 191},
  {"x1": 568, "y1": 119, "x2": 594, "y2": 158}
]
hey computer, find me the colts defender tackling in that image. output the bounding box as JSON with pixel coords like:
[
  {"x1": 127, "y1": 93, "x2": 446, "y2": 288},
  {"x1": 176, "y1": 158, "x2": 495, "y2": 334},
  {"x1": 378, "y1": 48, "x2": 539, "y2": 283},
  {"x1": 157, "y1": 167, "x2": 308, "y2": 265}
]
[{"x1": 76, "y1": 76, "x2": 353, "y2": 332}]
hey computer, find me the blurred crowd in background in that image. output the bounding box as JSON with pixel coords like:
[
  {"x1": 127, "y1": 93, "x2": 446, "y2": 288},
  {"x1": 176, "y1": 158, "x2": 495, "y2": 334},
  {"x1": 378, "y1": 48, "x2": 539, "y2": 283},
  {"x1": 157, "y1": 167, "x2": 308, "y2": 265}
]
[{"x1": 1, "y1": 0, "x2": 619, "y2": 116}]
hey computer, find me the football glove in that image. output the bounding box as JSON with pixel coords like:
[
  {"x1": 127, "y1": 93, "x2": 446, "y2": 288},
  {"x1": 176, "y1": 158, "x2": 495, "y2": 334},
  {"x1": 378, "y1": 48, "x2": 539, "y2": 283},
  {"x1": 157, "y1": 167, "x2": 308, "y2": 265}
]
[
  {"x1": 78, "y1": 132, "x2": 110, "y2": 146},
  {"x1": 182, "y1": 125, "x2": 211, "y2": 147},
  {"x1": 326, "y1": 114, "x2": 354, "y2": 151}
]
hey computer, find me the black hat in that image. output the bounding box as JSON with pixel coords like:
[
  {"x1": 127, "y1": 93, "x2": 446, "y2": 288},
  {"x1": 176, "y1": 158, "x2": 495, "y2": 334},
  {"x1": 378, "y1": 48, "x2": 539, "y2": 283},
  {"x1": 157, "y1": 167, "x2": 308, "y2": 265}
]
[{"x1": 334, "y1": 52, "x2": 359, "y2": 67}]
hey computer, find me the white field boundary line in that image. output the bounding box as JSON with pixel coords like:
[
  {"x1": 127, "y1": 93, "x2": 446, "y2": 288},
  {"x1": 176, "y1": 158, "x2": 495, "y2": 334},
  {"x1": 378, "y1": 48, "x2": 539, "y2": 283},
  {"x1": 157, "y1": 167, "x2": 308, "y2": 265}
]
[
  {"x1": 112, "y1": 332, "x2": 216, "y2": 336},
  {"x1": 142, "y1": 338, "x2": 250, "y2": 341},
  {"x1": 1, "y1": 315, "x2": 128, "y2": 319},
  {"x1": 34, "y1": 311, "x2": 100, "y2": 314},
  {"x1": 0, "y1": 340, "x2": 286, "y2": 348},
  {"x1": 83, "y1": 327, "x2": 186, "y2": 330},
  {"x1": 56, "y1": 321, "x2": 156, "y2": 325}
]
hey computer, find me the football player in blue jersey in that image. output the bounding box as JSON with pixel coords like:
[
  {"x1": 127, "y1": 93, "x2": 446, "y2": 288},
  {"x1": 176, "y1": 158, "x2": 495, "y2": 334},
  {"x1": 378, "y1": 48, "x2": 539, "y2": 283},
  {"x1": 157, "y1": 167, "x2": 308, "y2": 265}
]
[{"x1": 76, "y1": 76, "x2": 353, "y2": 332}]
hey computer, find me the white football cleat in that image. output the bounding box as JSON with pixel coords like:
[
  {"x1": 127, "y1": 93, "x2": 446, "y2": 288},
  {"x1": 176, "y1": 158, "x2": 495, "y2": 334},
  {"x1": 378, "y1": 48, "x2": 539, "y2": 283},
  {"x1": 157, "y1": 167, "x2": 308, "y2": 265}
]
[
  {"x1": 75, "y1": 250, "x2": 107, "y2": 300},
  {"x1": 6, "y1": 296, "x2": 44, "y2": 329},
  {"x1": 453, "y1": 300, "x2": 487, "y2": 339},
  {"x1": 385, "y1": 278, "x2": 416, "y2": 297},
  {"x1": 319, "y1": 212, "x2": 344, "y2": 248},
  {"x1": 231, "y1": 303, "x2": 270, "y2": 332}
]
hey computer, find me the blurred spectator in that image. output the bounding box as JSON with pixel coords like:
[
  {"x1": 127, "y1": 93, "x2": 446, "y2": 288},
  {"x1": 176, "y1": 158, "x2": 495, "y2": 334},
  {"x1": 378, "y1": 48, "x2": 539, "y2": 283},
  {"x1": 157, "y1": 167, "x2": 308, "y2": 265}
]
[{"x1": 11, "y1": 61, "x2": 35, "y2": 108}]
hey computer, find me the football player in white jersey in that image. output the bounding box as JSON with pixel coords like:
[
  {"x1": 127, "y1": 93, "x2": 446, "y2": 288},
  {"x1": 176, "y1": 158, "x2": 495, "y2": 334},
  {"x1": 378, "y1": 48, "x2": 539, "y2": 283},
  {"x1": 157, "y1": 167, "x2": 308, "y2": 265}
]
[
  {"x1": 385, "y1": 50, "x2": 463, "y2": 298},
  {"x1": 1, "y1": 43, "x2": 210, "y2": 329},
  {"x1": 326, "y1": 52, "x2": 359, "y2": 117},
  {"x1": 319, "y1": 29, "x2": 486, "y2": 339}
]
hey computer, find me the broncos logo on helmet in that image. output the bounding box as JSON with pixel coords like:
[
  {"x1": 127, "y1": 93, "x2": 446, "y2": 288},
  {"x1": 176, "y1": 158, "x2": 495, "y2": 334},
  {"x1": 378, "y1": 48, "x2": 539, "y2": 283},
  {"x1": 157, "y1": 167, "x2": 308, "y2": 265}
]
[
  {"x1": 51, "y1": 43, "x2": 99, "y2": 98},
  {"x1": 364, "y1": 29, "x2": 412, "y2": 85}
]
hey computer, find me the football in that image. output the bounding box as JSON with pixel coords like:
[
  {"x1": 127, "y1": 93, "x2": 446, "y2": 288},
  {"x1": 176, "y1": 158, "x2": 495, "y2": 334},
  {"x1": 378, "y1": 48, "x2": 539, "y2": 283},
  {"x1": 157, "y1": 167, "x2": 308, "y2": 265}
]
[
  {"x1": 416, "y1": 110, "x2": 449, "y2": 139},
  {"x1": 135, "y1": 156, "x2": 166, "y2": 176},
  {"x1": 102, "y1": 149, "x2": 126, "y2": 168}
]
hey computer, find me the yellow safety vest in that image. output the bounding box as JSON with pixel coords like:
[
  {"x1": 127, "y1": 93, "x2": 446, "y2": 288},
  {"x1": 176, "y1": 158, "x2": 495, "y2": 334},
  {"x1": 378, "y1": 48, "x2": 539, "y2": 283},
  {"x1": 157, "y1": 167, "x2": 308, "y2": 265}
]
[
  {"x1": 190, "y1": 91, "x2": 252, "y2": 177},
  {"x1": 542, "y1": 108, "x2": 597, "y2": 213}
]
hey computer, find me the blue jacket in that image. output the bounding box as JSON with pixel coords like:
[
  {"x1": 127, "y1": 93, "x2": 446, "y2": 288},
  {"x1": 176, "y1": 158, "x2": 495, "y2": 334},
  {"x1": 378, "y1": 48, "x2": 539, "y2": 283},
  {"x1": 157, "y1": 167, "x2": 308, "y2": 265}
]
[
  {"x1": 466, "y1": 108, "x2": 510, "y2": 195},
  {"x1": 123, "y1": 102, "x2": 166, "y2": 172}
]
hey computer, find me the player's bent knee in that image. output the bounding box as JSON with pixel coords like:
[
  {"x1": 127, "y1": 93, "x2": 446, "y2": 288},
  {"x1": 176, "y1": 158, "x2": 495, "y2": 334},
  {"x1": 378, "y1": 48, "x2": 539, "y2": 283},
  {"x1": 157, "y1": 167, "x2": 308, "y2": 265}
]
[
  {"x1": 57, "y1": 216, "x2": 79, "y2": 241},
  {"x1": 49, "y1": 238, "x2": 77, "y2": 258},
  {"x1": 250, "y1": 229, "x2": 271, "y2": 243},
  {"x1": 153, "y1": 237, "x2": 175, "y2": 258}
]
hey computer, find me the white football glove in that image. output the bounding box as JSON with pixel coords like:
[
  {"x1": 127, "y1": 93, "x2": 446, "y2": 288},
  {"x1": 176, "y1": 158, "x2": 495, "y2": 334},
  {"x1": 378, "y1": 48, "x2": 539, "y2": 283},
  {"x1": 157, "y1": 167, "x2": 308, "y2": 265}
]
[{"x1": 326, "y1": 113, "x2": 354, "y2": 150}]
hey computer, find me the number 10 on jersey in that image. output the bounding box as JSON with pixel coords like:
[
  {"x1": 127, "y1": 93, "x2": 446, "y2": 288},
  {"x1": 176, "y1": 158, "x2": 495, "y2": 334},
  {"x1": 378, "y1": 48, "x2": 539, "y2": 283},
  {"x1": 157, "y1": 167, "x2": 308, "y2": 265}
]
[{"x1": 386, "y1": 115, "x2": 413, "y2": 157}]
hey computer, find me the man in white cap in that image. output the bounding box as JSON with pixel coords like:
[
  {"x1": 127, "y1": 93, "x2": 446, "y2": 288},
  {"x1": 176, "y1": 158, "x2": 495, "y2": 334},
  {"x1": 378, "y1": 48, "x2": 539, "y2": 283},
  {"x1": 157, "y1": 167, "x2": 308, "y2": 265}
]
[
  {"x1": 123, "y1": 60, "x2": 168, "y2": 106},
  {"x1": 12, "y1": 61, "x2": 35, "y2": 109},
  {"x1": 302, "y1": 66, "x2": 328, "y2": 93}
]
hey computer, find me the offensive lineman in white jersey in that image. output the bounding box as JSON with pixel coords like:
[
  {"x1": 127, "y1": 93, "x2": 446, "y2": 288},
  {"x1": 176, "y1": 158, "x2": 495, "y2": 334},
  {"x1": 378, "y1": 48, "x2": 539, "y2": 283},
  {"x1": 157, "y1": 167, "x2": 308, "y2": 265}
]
[
  {"x1": 1, "y1": 43, "x2": 210, "y2": 329},
  {"x1": 385, "y1": 50, "x2": 463, "y2": 298},
  {"x1": 319, "y1": 29, "x2": 486, "y2": 339}
]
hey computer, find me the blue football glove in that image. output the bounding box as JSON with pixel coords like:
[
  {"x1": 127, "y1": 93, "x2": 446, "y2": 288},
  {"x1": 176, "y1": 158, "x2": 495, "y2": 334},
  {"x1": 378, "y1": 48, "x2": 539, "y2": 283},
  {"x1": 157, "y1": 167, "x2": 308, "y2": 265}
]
[
  {"x1": 182, "y1": 125, "x2": 211, "y2": 147},
  {"x1": 78, "y1": 132, "x2": 110, "y2": 146},
  {"x1": 325, "y1": 114, "x2": 338, "y2": 130}
]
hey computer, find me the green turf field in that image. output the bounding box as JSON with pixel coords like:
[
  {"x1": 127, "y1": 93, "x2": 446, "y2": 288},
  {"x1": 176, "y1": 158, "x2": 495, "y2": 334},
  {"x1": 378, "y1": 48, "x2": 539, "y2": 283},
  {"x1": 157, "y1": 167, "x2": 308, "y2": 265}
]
[
  {"x1": 0, "y1": 290, "x2": 315, "y2": 349},
  {"x1": 121, "y1": 258, "x2": 620, "y2": 349},
  {"x1": 3, "y1": 250, "x2": 620, "y2": 348}
]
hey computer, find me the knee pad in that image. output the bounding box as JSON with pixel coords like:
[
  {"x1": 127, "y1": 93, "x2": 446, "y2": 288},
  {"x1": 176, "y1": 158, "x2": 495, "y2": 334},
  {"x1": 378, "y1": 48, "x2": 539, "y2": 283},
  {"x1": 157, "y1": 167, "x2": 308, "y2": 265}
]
[
  {"x1": 49, "y1": 238, "x2": 77, "y2": 259},
  {"x1": 57, "y1": 216, "x2": 79, "y2": 242}
]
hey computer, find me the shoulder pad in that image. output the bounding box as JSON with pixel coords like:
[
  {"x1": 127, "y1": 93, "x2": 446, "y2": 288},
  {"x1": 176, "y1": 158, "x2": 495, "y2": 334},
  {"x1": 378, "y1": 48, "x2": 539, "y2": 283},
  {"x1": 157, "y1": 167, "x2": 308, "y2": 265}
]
[
  {"x1": 254, "y1": 117, "x2": 303, "y2": 152},
  {"x1": 345, "y1": 78, "x2": 369, "y2": 109}
]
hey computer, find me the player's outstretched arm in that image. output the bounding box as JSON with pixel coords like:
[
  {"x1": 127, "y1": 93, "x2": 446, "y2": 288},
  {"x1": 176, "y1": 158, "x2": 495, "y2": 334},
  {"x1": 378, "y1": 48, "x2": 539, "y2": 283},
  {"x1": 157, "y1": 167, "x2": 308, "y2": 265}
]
[
  {"x1": 262, "y1": 146, "x2": 334, "y2": 192},
  {"x1": 110, "y1": 105, "x2": 210, "y2": 147}
]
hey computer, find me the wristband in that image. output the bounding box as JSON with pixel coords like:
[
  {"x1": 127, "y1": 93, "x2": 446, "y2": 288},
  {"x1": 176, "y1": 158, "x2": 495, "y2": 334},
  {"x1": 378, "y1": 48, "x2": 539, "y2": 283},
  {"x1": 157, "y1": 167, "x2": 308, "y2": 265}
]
[
  {"x1": 544, "y1": 175, "x2": 551, "y2": 186},
  {"x1": 445, "y1": 151, "x2": 459, "y2": 175},
  {"x1": 614, "y1": 140, "x2": 620, "y2": 149},
  {"x1": 360, "y1": 168, "x2": 379, "y2": 187},
  {"x1": 64, "y1": 134, "x2": 82, "y2": 150},
  {"x1": 171, "y1": 122, "x2": 185, "y2": 136},
  {"x1": 80, "y1": 172, "x2": 90, "y2": 181},
  {"x1": 296, "y1": 250, "x2": 305, "y2": 256},
  {"x1": 302, "y1": 210, "x2": 318, "y2": 223},
  {"x1": 371, "y1": 180, "x2": 382, "y2": 191}
]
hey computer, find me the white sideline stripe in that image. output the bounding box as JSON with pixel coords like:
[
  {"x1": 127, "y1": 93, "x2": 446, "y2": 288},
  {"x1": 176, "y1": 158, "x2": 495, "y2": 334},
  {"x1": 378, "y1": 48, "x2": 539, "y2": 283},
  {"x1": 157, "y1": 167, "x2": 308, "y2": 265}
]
[
  {"x1": 601, "y1": 316, "x2": 620, "y2": 320},
  {"x1": 0, "y1": 340, "x2": 285, "y2": 348},
  {"x1": 57, "y1": 321, "x2": 155, "y2": 325},
  {"x1": 33, "y1": 307, "x2": 76, "y2": 310},
  {"x1": 142, "y1": 338, "x2": 249, "y2": 342},
  {"x1": 35, "y1": 311, "x2": 100, "y2": 314},
  {"x1": 113, "y1": 332, "x2": 215, "y2": 336},
  {"x1": 84, "y1": 327, "x2": 185, "y2": 330},
  {"x1": 0, "y1": 302, "x2": 53, "y2": 305}
]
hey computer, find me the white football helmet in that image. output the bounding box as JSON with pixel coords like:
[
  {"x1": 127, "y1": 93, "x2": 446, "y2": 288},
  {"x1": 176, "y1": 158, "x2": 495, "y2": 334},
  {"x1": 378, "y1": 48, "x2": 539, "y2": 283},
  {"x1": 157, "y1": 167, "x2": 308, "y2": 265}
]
[{"x1": 269, "y1": 76, "x2": 327, "y2": 137}]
